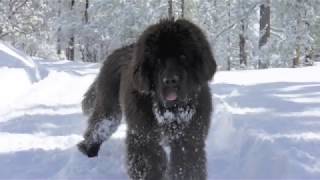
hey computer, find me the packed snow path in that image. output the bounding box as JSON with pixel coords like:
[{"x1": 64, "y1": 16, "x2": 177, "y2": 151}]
[{"x1": 0, "y1": 57, "x2": 320, "y2": 179}]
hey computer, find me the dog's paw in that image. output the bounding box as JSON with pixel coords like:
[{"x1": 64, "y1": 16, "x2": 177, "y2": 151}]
[{"x1": 77, "y1": 140, "x2": 101, "y2": 158}]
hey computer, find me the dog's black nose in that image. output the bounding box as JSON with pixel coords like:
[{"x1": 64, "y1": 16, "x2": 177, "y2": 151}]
[{"x1": 163, "y1": 75, "x2": 179, "y2": 87}]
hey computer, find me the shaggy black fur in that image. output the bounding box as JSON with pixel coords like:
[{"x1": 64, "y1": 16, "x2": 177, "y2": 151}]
[{"x1": 78, "y1": 19, "x2": 216, "y2": 180}]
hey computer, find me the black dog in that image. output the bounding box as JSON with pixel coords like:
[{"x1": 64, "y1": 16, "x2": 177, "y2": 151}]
[{"x1": 78, "y1": 19, "x2": 216, "y2": 180}]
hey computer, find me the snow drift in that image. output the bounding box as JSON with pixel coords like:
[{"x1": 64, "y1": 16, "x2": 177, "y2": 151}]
[
  {"x1": 0, "y1": 41, "x2": 50, "y2": 111},
  {"x1": 0, "y1": 41, "x2": 43, "y2": 82}
]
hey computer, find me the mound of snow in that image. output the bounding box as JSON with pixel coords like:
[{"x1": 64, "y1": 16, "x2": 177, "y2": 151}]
[
  {"x1": 0, "y1": 41, "x2": 43, "y2": 82},
  {"x1": 0, "y1": 41, "x2": 49, "y2": 111}
]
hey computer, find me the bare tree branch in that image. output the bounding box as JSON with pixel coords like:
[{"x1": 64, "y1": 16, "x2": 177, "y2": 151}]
[{"x1": 214, "y1": 2, "x2": 259, "y2": 41}]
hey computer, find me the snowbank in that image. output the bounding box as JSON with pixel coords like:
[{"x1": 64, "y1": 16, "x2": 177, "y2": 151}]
[
  {"x1": 0, "y1": 41, "x2": 43, "y2": 82},
  {"x1": 207, "y1": 65, "x2": 320, "y2": 178},
  {"x1": 0, "y1": 42, "x2": 49, "y2": 111}
]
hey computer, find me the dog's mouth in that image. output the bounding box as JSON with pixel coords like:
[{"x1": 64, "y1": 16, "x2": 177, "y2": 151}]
[
  {"x1": 165, "y1": 88, "x2": 178, "y2": 101},
  {"x1": 162, "y1": 88, "x2": 181, "y2": 107}
]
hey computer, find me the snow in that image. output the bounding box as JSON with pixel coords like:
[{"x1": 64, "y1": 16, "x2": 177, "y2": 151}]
[
  {"x1": 0, "y1": 41, "x2": 49, "y2": 111},
  {"x1": 89, "y1": 117, "x2": 121, "y2": 143},
  {"x1": 208, "y1": 64, "x2": 320, "y2": 179},
  {"x1": 0, "y1": 43, "x2": 320, "y2": 179},
  {"x1": 0, "y1": 41, "x2": 44, "y2": 82},
  {"x1": 152, "y1": 103, "x2": 195, "y2": 124}
]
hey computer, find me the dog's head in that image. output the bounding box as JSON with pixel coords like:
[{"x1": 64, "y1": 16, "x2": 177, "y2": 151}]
[{"x1": 132, "y1": 19, "x2": 216, "y2": 108}]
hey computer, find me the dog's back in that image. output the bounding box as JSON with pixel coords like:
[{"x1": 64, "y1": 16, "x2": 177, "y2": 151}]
[{"x1": 81, "y1": 44, "x2": 134, "y2": 116}]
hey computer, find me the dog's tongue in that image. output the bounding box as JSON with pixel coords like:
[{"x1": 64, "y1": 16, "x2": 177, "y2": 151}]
[{"x1": 166, "y1": 91, "x2": 177, "y2": 101}]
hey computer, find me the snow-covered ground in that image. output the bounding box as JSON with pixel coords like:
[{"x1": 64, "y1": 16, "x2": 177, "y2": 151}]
[{"x1": 0, "y1": 43, "x2": 320, "y2": 179}]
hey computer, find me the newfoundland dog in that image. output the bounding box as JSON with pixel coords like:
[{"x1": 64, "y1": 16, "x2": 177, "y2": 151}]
[{"x1": 78, "y1": 19, "x2": 216, "y2": 180}]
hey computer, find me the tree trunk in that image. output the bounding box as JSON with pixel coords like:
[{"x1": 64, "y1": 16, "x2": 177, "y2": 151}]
[
  {"x1": 57, "y1": 27, "x2": 61, "y2": 56},
  {"x1": 293, "y1": 0, "x2": 302, "y2": 67},
  {"x1": 259, "y1": 0, "x2": 270, "y2": 48},
  {"x1": 239, "y1": 0, "x2": 247, "y2": 67},
  {"x1": 81, "y1": 0, "x2": 93, "y2": 62},
  {"x1": 258, "y1": 0, "x2": 271, "y2": 68},
  {"x1": 66, "y1": 0, "x2": 75, "y2": 61},
  {"x1": 84, "y1": 0, "x2": 89, "y2": 24},
  {"x1": 227, "y1": 0, "x2": 231, "y2": 71},
  {"x1": 239, "y1": 19, "x2": 247, "y2": 66},
  {"x1": 57, "y1": 0, "x2": 62, "y2": 56},
  {"x1": 293, "y1": 46, "x2": 300, "y2": 67},
  {"x1": 168, "y1": 0, "x2": 173, "y2": 18},
  {"x1": 181, "y1": 0, "x2": 184, "y2": 18},
  {"x1": 66, "y1": 36, "x2": 75, "y2": 61}
]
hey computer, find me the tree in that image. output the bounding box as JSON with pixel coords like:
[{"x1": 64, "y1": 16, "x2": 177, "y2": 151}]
[
  {"x1": 0, "y1": 0, "x2": 57, "y2": 57},
  {"x1": 269, "y1": 0, "x2": 317, "y2": 67},
  {"x1": 79, "y1": 0, "x2": 96, "y2": 62},
  {"x1": 293, "y1": 0, "x2": 302, "y2": 67},
  {"x1": 181, "y1": 0, "x2": 184, "y2": 18},
  {"x1": 258, "y1": 0, "x2": 270, "y2": 68},
  {"x1": 259, "y1": 0, "x2": 270, "y2": 48},
  {"x1": 292, "y1": 0, "x2": 314, "y2": 67},
  {"x1": 227, "y1": 0, "x2": 232, "y2": 70},
  {"x1": 0, "y1": 0, "x2": 31, "y2": 39},
  {"x1": 168, "y1": 0, "x2": 173, "y2": 18},
  {"x1": 239, "y1": 0, "x2": 247, "y2": 66},
  {"x1": 65, "y1": 0, "x2": 75, "y2": 61},
  {"x1": 1, "y1": 0, "x2": 319, "y2": 68},
  {"x1": 57, "y1": 0, "x2": 62, "y2": 57},
  {"x1": 84, "y1": 0, "x2": 89, "y2": 23}
]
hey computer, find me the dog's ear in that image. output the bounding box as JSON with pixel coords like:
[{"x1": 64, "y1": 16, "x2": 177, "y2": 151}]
[
  {"x1": 198, "y1": 37, "x2": 217, "y2": 81},
  {"x1": 132, "y1": 24, "x2": 160, "y2": 93},
  {"x1": 132, "y1": 59, "x2": 151, "y2": 94},
  {"x1": 131, "y1": 31, "x2": 155, "y2": 93},
  {"x1": 176, "y1": 19, "x2": 217, "y2": 82}
]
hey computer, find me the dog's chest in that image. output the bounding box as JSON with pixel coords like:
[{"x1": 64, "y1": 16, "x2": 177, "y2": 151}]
[{"x1": 152, "y1": 104, "x2": 195, "y2": 140}]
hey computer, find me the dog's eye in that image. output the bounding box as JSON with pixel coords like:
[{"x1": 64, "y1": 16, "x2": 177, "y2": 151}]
[
  {"x1": 179, "y1": 54, "x2": 189, "y2": 67},
  {"x1": 179, "y1": 54, "x2": 187, "y2": 64},
  {"x1": 156, "y1": 58, "x2": 161, "y2": 65},
  {"x1": 180, "y1": 54, "x2": 186, "y2": 60}
]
